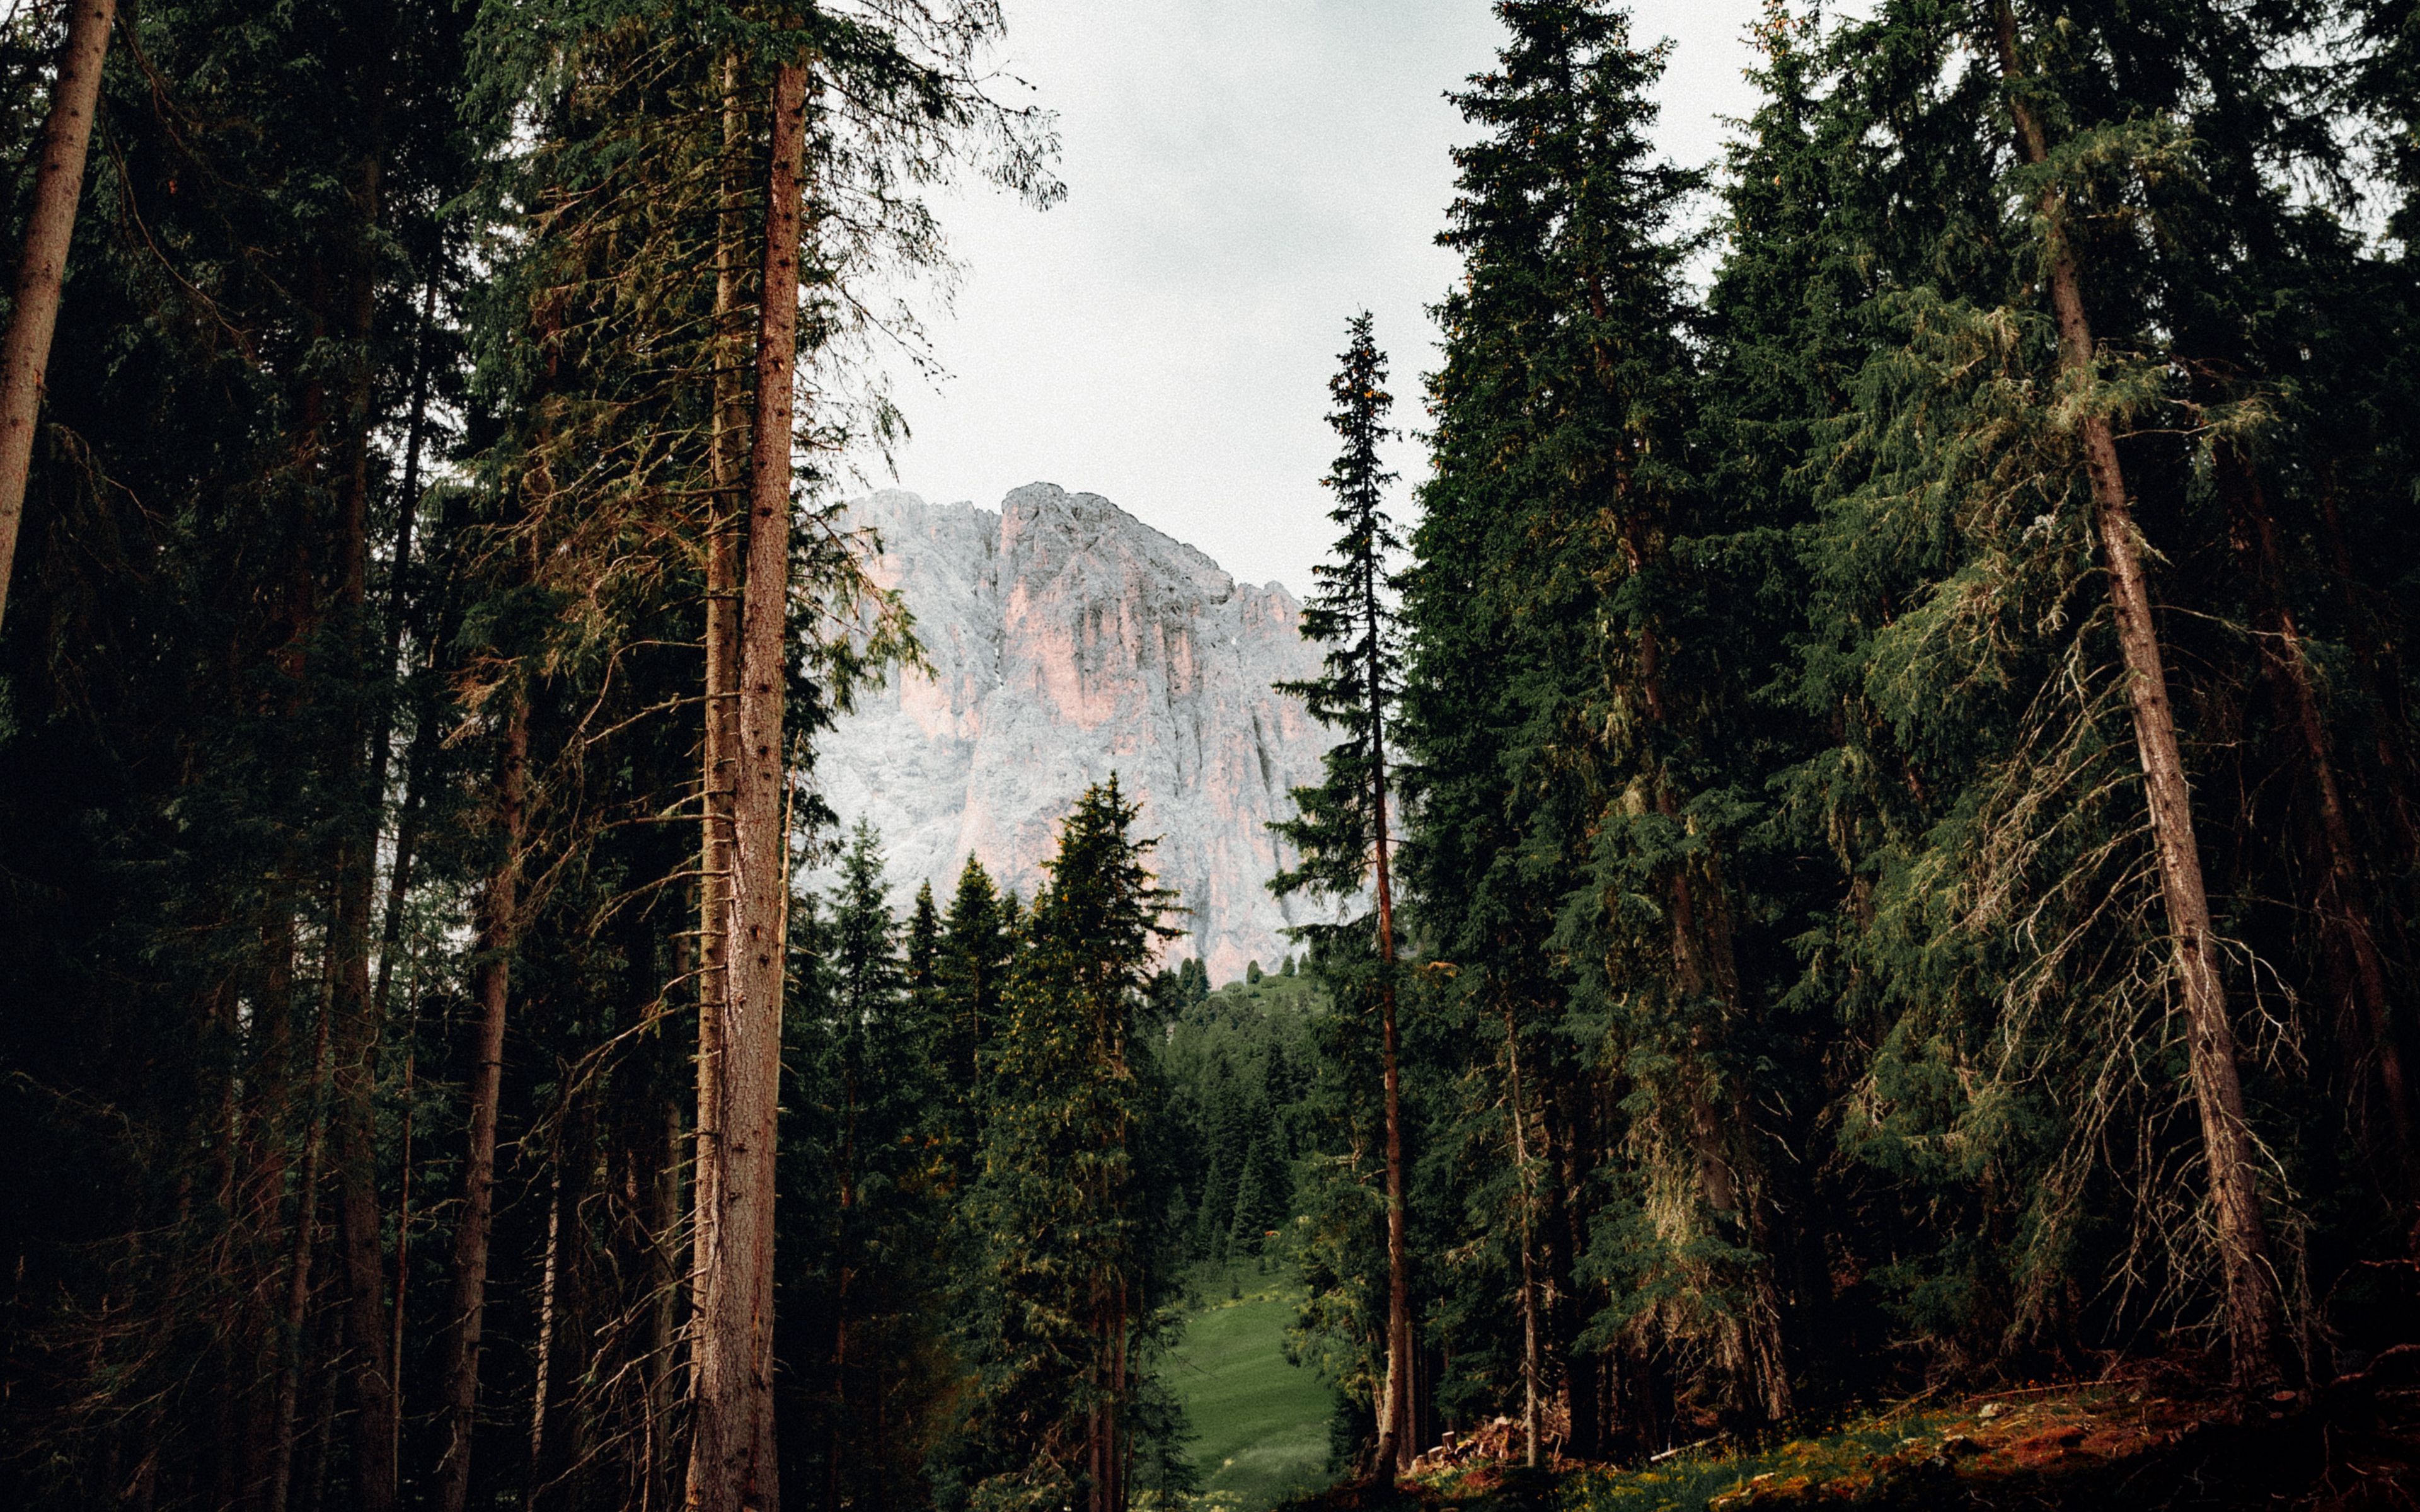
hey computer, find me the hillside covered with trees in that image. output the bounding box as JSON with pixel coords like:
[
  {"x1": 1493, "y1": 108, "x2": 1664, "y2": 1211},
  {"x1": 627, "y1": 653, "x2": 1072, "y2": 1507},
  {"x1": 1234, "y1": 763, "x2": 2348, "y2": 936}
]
[{"x1": 3, "y1": 0, "x2": 2419, "y2": 1509}]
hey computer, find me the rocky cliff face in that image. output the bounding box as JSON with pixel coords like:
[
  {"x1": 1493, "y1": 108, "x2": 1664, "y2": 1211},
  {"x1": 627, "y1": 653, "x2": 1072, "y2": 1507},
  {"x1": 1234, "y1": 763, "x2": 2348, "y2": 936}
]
[{"x1": 814, "y1": 484, "x2": 1334, "y2": 982}]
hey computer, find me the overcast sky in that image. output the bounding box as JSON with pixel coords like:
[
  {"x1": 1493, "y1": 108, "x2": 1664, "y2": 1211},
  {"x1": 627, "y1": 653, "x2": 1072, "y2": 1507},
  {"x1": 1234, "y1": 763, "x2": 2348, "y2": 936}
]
[{"x1": 872, "y1": 1, "x2": 1775, "y2": 596}]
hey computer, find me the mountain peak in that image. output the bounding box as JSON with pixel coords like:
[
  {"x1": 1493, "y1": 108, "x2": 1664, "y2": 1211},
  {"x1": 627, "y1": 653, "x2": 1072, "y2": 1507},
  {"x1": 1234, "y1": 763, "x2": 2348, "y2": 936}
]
[{"x1": 815, "y1": 488, "x2": 1335, "y2": 980}]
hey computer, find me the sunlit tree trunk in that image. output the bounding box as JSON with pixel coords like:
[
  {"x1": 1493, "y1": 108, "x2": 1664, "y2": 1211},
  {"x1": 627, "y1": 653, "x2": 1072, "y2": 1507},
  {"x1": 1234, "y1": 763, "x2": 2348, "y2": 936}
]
[
  {"x1": 694, "y1": 53, "x2": 747, "y2": 1423},
  {"x1": 526, "y1": 1155, "x2": 565, "y2": 1512},
  {"x1": 0, "y1": 0, "x2": 113, "y2": 627},
  {"x1": 688, "y1": 54, "x2": 807, "y2": 1512}
]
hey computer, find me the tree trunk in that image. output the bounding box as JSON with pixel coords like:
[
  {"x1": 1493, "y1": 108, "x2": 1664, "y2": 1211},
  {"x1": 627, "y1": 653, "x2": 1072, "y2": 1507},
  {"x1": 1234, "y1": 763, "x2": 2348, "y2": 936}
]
[
  {"x1": 391, "y1": 1014, "x2": 417, "y2": 1482},
  {"x1": 364, "y1": 268, "x2": 443, "y2": 1029},
  {"x1": 1990, "y1": 2, "x2": 2287, "y2": 1388},
  {"x1": 688, "y1": 57, "x2": 807, "y2": 1512},
  {"x1": 1366, "y1": 587, "x2": 1415, "y2": 1481},
  {"x1": 435, "y1": 681, "x2": 529, "y2": 1512},
  {"x1": 329, "y1": 991, "x2": 398, "y2": 1512},
  {"x1": 649, "y1": 1088, "x2": 685, "y2": 1512},
  {"x1": 371, "y1": 285, "x2": 442, "y2": 1476},
  {"x1": 1544, "y1": 1061, "x2": 1604, "y2": 1457},
  {"x1": 299, "y1": 1347, "x2": 341, "y2": 1512},
  {"x1": 1113, "y1": 1277, "x2": 1129, "y2": 1511},
  {"x1": 2311, "y1": 478, "x2": 2420, "y2": 853},
  {"x1": 1373, "y1": 970, "x2": 1412, "y2": 1478},
  {"x1": 1500, "y1": 1004, "x2": 1542, "y2": 1467},
  {"x1": 318, "y1": 69, "x2": 403, "y2": 1498},
  {"x1": 1085, "y1": 1275, "x2": 1126, "y2": 1512},
  {"x1": 693, "y1": 45, "x2": 746, "y2": 1423},
  {"x1": 364, "y1": 267, "x2": 439, "y2": 866},
  {"x1": 268, "y1": 991, "x2": 337, "y2": 1512},
  {"x1": 2221, "y1": 449, "x2": 2415, "y2": 1164},
  {"x1": 0, "y1": 0, "x2": 113, "y2": 627},
  {"x1": 526, "y1": 1155, "x2": 564, "y2": 1512}
]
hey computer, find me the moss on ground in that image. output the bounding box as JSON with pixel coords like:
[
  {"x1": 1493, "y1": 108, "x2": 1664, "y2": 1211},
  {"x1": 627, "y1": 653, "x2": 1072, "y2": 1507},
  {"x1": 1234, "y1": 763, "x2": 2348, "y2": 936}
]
[{"x1": 1274, "y1": 1367, "x2": 2420, "y2": 1511}]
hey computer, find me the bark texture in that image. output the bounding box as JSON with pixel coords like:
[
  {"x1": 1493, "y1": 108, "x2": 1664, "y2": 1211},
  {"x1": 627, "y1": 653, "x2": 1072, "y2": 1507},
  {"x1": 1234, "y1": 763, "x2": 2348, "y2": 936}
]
[
  {"x1": 687, "y1": 57, "x2": 807, "y2": 1512},
  {"x1": 1501, "y1": 1004, "x2": 1542, "y2": 1468},
  {"x1": 694, "y1": 52, "x2": 746, "y2": 1426},
  {"x1": 0, "y1": 0, "x2": 114, "y2": 627},
  {"x1": 267, "y1": 995, "x2": 337, "y2": 1512},
  {"x1": 435, "y1": 682, "x2": 529, "y2": 1512}
]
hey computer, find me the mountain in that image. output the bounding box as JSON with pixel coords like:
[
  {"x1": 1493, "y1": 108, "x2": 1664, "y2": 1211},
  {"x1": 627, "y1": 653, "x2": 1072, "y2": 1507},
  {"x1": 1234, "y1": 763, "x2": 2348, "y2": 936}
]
[{"x1": 814, "y1": 484, "x2": 1337, "y2": 982}]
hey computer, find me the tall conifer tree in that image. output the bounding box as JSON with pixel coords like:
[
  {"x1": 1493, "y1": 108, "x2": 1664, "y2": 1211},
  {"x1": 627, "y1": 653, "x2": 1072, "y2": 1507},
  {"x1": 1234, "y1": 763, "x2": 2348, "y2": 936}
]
[
  {"x1": 1273, "y1": 310, "x2": 1417, "y2": 1472},
  {"x1": 959, "y1": 778, "x2": 1180, "y2": 1512},
  {"x1": 1405, "y1": 0, "x2": 1792, "y2": 1436}
]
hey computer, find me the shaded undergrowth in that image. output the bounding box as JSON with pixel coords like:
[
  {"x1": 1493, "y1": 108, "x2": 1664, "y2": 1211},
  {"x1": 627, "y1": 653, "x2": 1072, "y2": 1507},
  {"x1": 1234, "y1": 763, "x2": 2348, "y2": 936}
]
[{"x1": 1277, "y1": 1362, "x2": 2420, "y2": 1512}]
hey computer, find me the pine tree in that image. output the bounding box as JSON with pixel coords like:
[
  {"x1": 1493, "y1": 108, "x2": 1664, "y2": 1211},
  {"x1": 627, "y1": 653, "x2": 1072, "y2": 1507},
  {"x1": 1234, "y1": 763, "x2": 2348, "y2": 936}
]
[
  {"x1": 957, "y1": 777, "x2": 1180, "y2": 1512},
  {"x1": 937, "y1": 856, "x2": 1013, "y2": 1163},
  {"x1": 908, "y1": 879, "x2": 942, "y2": 1018},
  {"x1": 788, "y1": 826, "x2": 957, "y2": 1507},
  {"x1": 1226, "y1": 1098, "x2": 1291, "y2": 1257},
  {"x1": 1402, "y1": 0, "x2": 1793, "y2": 1440},
  {"x1": 1190, "y1": 1055, "x2": 1243, "y2": 1263},
  {"x1": 1272, "y1": 310, "x2": 1419, "y2": 1471}
]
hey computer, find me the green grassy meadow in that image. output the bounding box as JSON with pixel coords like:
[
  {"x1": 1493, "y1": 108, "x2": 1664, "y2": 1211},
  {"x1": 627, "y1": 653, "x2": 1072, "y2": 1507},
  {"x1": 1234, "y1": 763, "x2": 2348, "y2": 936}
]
[{"x1": 1166, "y1": 1260, "x2": 1338, "y2": 1509}]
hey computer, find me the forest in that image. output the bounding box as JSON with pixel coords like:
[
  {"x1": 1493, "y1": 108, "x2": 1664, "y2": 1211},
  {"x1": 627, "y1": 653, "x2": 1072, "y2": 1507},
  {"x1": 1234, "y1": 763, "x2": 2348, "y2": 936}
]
[{"x1": 3, "y1": 0, "x2": 2419, "y2": 1509}]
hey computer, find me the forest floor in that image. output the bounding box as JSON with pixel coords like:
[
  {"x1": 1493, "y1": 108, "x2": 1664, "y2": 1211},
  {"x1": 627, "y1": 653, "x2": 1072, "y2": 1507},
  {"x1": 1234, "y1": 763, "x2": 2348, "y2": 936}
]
[
  {"x1": 1167, "y1": 1257, "x2": 1339, "y2": 1509},
  {"x1": 1276, "y1": 1349, "x2": 2420, "y2": 1511}
]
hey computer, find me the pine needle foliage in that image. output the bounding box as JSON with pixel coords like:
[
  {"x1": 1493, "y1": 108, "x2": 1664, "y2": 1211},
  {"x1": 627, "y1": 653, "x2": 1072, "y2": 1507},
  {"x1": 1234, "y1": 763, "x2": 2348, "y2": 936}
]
[
  {"x1": 1274, "y1": 311, "x2": 1403, "y2": 908},
  {"x1": 951, "y1": 777, "x2": 1187, "y2": 1511}
]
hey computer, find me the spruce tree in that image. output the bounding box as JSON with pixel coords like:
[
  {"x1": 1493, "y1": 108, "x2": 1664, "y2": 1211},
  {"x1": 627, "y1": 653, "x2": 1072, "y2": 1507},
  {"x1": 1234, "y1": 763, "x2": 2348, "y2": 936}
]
[
  {"x1": 1226, "y1": 1099, "x2": 1291, "y2": 1257},
  {"x1": 0, "y1": 0, "x2": 1054, "y2": 1503},
  {"x1": 833, "y1": 821, "x2": 903, "y2": 1020},
  {"x1": 790, "y1": 827, "x2": 956, "y2": 1506},
  {"x1": 1770, "y1": 0, "x2": 2368, "y2": 1389},
  {"x1": 907, "y1": 878, "x2": 942, "y2": 1026},
  {"x1": 936, "y1": 856, "x2": 1012, "y2": 1162},
  {"x1": 1272, "y1": 309, "x2": 1419, "y2": 1472},
  {"x1": 1403, "y1": 0, "x2": 1792, "y2": 1436},
  {"x1": 957, "y1": 777, "x2": 1180, "y2": 1512}
]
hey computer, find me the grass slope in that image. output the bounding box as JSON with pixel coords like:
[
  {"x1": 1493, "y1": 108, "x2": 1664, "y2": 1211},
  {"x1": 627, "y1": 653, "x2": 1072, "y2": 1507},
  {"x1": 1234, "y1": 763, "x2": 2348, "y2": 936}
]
[{"x1": 1168, "y1": 1260, "x2": 1338, "y2": 1509}]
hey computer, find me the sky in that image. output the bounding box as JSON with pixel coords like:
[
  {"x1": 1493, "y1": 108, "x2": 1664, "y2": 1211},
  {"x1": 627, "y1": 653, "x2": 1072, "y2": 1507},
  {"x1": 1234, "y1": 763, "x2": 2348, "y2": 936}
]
[{"x1": 870, "y1": 1, "x2": 1776, "y2": 597}]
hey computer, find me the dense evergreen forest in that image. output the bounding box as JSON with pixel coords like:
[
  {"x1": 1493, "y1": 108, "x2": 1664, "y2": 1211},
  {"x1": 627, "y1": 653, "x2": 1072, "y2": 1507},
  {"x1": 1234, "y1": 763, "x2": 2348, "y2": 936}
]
[{"x1": 4, "y1": 0, "x2": 2420, "y2": 1508}]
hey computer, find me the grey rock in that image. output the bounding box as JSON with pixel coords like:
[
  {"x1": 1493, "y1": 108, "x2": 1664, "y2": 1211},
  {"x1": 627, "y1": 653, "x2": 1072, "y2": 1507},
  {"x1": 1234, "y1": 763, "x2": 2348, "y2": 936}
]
[{"x1": 813, "y1": 484, "x2": 1339, "y2": 982}]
